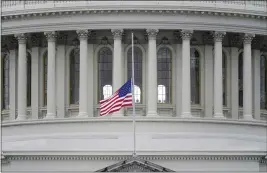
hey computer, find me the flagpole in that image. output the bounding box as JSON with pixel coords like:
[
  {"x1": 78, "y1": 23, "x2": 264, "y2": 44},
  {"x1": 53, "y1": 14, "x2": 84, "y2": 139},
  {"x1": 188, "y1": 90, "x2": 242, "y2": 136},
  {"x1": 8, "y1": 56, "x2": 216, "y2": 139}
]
[{"x1": 131, "y1": 32, "x2": 136, "y2": 157}]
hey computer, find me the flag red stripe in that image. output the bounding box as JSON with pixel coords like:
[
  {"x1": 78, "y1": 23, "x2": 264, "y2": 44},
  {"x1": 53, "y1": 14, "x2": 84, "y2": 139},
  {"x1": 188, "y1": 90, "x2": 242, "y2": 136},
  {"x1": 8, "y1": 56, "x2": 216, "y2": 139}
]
[
  {"x1": 100, "y1": 95, "x2": 132, "y2": 112},
  {"x1": 100, "y1": 93, "x2": 132, "y2": 116}
]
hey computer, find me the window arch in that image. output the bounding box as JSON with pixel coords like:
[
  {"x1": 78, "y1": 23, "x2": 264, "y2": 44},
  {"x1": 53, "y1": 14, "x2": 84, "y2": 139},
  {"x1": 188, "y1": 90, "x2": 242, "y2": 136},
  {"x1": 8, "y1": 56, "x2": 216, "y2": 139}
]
[
  {"x1": 157, "y1": 47, "x2": 172, "y2": 104},
  {"x1": 98, "y1": 47, "x2": 113, "y2": 101},
  {"x1": 222, "y1": 51, "x2": 227, "y2": 106},
  {"x1": 27, "y1": 52, "x2": 31, "y2": 107},
  {"x1": 43, "y1": 51, "x2": 48, "y2": 106},
  {"x1": 238, "y1": 52, "x2": 243, "y2": 107},
  {"x1": 260, "y1": 54, "x2": 267, "y2": 110},
  {"x1": 190, "y1": 48, "x2": 201, "y2": 104},
  {"x1": 127, "y1": 46, "x2": 143, "y2": 103},
  {"x1": 69, "y1": 48, "x2": 80, "y2": 105},
  {"x1": 2, "y1": 54, "x2": 9, "y2": 110}
]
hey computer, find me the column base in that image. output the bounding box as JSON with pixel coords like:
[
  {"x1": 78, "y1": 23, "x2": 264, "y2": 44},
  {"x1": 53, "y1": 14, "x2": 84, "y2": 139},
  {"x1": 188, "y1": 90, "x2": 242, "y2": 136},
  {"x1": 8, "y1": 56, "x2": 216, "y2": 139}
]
[
  {"x1": 77, "y1": 112, "x2": 88, "y2": 118},
  {"x1": 45, "y1": 113, "x2": 56, "y2": 119},
  {"x1": 180, "y1": 112, "x2": 192, "y2": 118},
  {"x1": 213, "y1": 113, "x2": 225, "y2": 118},
  {"x1": 16, "y1": 115, "x2": 27, "y2": 121},
  {"x1": 243, "y1": 114, "x2": 254, "y2": 120},
  {"x1": 147, "y1": 111, "x2": 158, "y2": 117}
]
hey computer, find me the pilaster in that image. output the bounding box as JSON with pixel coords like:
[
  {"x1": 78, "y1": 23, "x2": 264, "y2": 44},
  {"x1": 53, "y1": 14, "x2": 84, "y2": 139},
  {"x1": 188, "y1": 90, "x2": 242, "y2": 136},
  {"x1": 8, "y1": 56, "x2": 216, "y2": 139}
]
[
  {"x1": 252, "y1": 49, "x2": 261, "y2": 120},
  {"x1": 9, "y1": 50, "x2": 17, "y2": 120}
]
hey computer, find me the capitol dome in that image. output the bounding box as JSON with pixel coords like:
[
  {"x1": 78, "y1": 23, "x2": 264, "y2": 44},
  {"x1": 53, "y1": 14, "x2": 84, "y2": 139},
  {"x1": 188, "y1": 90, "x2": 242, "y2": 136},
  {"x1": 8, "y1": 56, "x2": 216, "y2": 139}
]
[{"x1": 1, "y1": 1, "x2": 267, "y2": 172}]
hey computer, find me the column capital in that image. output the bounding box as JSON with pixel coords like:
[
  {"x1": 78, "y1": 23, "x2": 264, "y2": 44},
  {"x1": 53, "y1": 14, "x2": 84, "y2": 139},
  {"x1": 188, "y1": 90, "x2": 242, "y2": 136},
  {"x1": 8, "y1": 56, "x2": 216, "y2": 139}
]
[
  {"x1": 76, "y1": 30, "x2": 91, "y2": 40},
  {"x1": 146, "y1": 29, "x2": 159, "y2": 40},
  {"x1": 44, "y1": 31, "x2": 57, "y2": 42},
  {"x1": 15, "y1": 33, "x2": 27, "y2": 44},
  {"x1": 243, "y1": 33, "x2": 255, "y2": 44},
  {"x1": 180, "y1": 30, "x2": 193, "y2": 40},
  {"x1": 111, "y1": 29, "x2": 124, "y2": 40},
  {"x1": 213, "y1": 31, "x2": 226, "y2": 42}
]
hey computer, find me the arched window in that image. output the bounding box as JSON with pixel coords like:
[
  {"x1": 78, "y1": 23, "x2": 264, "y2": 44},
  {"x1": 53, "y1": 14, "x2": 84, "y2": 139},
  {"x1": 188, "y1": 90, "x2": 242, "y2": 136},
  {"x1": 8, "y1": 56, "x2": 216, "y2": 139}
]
[
  {"x1": 127, "y1": 46, "x2": 142, "y2": 103},
  {"x1": 238, "y1": 52, "x2": 243, "y2": 107},
  {"x1": 43, "y1": 51, "x2": 48, "y2": 106},
  {"x1": 2, "y1": 54, "x2": 9, "y2": 110},
  {"x1": 98, "y1": 47, "x2": 113, "y2": 101},
  {"x1": 134, "y1": 85, "x2": 141, "y2": 103},
  {"x1": 190, "y1": 48, "x2": 200, "y2": 104},
  {"x1": 69, "y1": 48, "x2": 80, "y2": 105},
  {"x1": 103, "y1": 85, "x2": 113, "y2": 99},
  {"x1": 158, "y1": 85, "x2": 166, "y2": 103},
  {"x1": 27, "y1": 52, "x2": 31, "y2": 107},
  {"x1": 222, "y1": 51, "x2": 227, "y2": 106},
  {"x1": 260, "y1": 54, "x2": 267, "y2": 110},
  {"x1": 157, "y1": 47, "x2": 172, "y2": 104}
]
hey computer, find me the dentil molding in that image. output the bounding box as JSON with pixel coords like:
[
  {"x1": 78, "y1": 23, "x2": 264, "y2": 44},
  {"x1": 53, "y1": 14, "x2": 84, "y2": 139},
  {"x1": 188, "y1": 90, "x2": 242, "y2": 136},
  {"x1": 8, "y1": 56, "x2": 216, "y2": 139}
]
[{"x1": 2, "y1": 155, "x2": 264, "y2": 162}]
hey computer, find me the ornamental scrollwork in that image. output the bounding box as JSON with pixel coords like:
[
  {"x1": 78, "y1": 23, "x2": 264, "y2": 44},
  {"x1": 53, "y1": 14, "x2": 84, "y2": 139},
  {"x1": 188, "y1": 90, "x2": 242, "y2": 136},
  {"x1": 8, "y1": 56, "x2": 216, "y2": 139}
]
[
  {"x1": 180, "y1": 30, "x2": 193, "y2": 40},
  {"x1": 243, "y1": 33, "x2": 255, "y2": 44},
  {"x1": 14, "y1": 33, "x2": 27, "y2": 44},
  {"x1": 76, "y1": 30, "x2": 91, "y2": 40},
  {"x1": 111, "y1": 29, "x2": 124, "y2": 40},
  {"x1": 146, "y1": 29, "x2": 159, "y2": 40},
  {"x1": 44, "y1": 31, "x2": 57, "y2": 42},
  {"x1": 213, "y1": 31, "x2": 226, "y2": 42}
]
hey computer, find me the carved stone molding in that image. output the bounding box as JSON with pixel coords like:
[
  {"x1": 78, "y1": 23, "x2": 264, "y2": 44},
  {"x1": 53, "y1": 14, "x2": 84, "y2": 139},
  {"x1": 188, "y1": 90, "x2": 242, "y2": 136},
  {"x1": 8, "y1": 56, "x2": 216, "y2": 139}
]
[
  {"x1": 243, "y1": 33, "x2": 255, "y2": 44},
  {"x1": 14, "y1": 33, "x2": 27, "y2": 44},
  {"x1": 180, "y1": 30, "x2": 193, "y2": 40},
  {"x1": 76, "y1": 29, "x2": 90, "y2": 40},
  {"x1": 44, "y1": 31, "x2": 57, "y2": 42},
  {"x1": 146, "y1": 29, "x2": 159, "y2": 40},
  {"x1": 4, "y1": 155, "x2": 263, "y2": 162},
  {"x1": 213, "y1": 31, "x2": 226, "y2": 42},
  {"x1": 111, "y1": 29, "x2": 124, "y2": 40}
]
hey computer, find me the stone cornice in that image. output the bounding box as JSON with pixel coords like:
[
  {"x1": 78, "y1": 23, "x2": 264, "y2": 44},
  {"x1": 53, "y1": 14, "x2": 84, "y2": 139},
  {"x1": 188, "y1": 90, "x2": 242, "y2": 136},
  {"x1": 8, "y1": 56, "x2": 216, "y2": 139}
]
[
  {"x1": 2, "y1": 154, "x2": 264, "y2": 162},
  {"x1": 2, "y1": 9, "x2": 267, "y2": 22}
]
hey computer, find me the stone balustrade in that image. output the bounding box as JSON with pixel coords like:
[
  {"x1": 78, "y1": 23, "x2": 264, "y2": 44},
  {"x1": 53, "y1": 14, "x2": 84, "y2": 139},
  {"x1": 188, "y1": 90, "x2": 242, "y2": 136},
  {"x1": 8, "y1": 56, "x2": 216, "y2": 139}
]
[{"x1": 2, "y1": 0, "x2": 267, "y2": 14}]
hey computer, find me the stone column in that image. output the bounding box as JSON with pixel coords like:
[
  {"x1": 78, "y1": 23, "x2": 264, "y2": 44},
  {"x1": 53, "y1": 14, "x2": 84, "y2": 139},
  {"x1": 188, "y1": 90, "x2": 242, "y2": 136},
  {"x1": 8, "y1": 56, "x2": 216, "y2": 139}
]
[
  {"x1": 44, "y1": 31, "x2": 57, "y2": 119},
  {"x1": 146, "y1": 29, "x2": 158, "y2": 117},
  {"x1": 111, "y1": 29, "x2": 124, "y2": 117},
  {"x1": 213, "y1": 31, "x2": 226, "y2": 118},
  {"x1": 15, "y1": 34, "x2": 27, "y2": 120},
  {"x1": 243, "y1": 33, "x2": 255, "y2": 120},
  {"x1": 180, "y1": 30, "x2": 193, "y2": 118},
  {"x1": 252, "y1": 49, "x2": 261, "y2": 120},
  {"x1": 77, "y1": 30, "x2": 90, "y2": 117}
]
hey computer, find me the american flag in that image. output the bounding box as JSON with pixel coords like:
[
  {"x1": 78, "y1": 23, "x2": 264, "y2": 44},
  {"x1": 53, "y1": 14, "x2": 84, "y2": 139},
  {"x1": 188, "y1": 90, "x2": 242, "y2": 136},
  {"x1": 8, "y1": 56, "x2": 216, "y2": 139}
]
[{"x1": 100, "y1": 79, "x2": 133, "y2": 116}]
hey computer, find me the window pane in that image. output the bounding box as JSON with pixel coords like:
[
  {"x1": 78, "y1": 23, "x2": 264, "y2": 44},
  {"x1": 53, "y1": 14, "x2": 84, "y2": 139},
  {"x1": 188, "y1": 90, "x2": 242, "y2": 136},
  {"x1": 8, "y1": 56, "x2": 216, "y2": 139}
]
[
  {"x1": 238, "y1": 52, "x2": 243, "y2": 107},
  {"x1": 103, "y1": 85, "x2": 112, "y2": 99},
  {"x1": 2, "y1": 54, "x2": 9, "y2": 109},
  {"x1": 43, "y1": 51, "x2": 48, "y2": 106},
  {"x1": 128, "y1": 47, "x2": 142, "y2": 103},
  {"x1": 98, "y1": 47, "x2": 113, "y2": 101},
  {"x1": 157, "y1": 47, "x2": 172, "y2": 103},
  {"x1": 70, "y1": 48, "x2": 80, "y2": 104},
  {"x1": 134, "y1": 85, "x2": 141, "y2": 103},
  {"x1": 190, "y1": 48, "x2": 200, "y2": 104},
  {"x1": 27, "y1": 52, "x2": 31, "y2": 107}
]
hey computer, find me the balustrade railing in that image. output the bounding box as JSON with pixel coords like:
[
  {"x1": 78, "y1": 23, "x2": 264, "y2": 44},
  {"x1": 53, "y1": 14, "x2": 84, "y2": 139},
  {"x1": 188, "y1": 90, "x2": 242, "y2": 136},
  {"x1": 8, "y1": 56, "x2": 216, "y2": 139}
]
[{"x1": 2, "y1": 1, "x2": 266, "y2": 13}]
